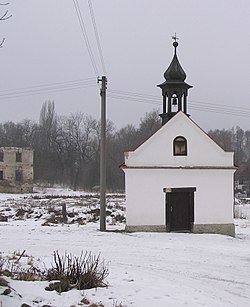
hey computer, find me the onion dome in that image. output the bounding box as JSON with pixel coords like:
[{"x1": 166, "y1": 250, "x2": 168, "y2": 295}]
[{"x1": 164, "y1": 41, "x2": 186, "y2": 82}]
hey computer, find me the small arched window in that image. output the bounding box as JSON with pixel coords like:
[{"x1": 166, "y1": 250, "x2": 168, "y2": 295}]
[{"x1": 173, "y1": 136, "x2": 187, "y2": 156}]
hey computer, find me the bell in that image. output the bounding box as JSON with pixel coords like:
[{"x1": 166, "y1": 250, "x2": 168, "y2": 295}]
[{"x1": 172, "y1": 97, "x2": 178, "y2": 105}]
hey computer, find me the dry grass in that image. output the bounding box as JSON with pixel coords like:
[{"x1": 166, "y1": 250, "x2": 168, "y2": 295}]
[
  {"x1": 0, "y1": 250, "x2": 43, "y2": 282},
  {"x1": 46, "y1": 251, "x2": 109, "y2": 292}
]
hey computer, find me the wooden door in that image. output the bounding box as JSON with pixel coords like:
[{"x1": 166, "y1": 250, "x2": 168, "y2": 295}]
[
  {"x1": 165, "y1": 187, "x2": 195, "y2": 232},
  {"x1": 169, "y1": 192, "x2": 190, "y2": 231}
]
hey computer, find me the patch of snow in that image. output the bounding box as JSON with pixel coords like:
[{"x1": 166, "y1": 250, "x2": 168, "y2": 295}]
[{"x1": 0, "y1": 188, "x2": 250, "y2": 306}]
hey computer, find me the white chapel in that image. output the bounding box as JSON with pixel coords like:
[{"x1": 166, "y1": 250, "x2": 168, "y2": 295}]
[{"x1": 122, "y1": 40, "x2": 236, "y2": 236}]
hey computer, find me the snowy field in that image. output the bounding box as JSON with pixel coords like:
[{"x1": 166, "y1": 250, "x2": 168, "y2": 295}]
[{"x1": 1, "y1": 187, "x2": 250, "y2": 307}]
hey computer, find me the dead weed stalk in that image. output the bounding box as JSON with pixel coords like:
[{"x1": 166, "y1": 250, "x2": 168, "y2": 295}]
[{"x1": 46, "y1": 251, "x2": 109, "y2": 291}]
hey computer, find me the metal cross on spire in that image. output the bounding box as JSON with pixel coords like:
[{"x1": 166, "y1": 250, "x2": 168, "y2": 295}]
[{"x1": 172, "y1": 33, "x2": 179, "y2": 42}]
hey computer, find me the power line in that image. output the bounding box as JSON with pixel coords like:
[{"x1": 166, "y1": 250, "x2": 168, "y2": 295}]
[
  {"x1": 0, "y1": 85, "x2": 97, "y2": 101},
  {"x1": 73, "y1": 0, "x2": 99, "y2": 76},
  {"x1": 108, "y1": 93, "x2": 159, "y2": 105},
  {"x1": 88, "y1": 0, "x2": 107, "y2": 75},
  {"x1": 107, "y1": 89, "x2": 250, "y2": 118},
  {"x1": 108, "y1": 89, "x2": 250, "y2": 112},
  {"x1": 190, "y1": 99, "x2": 250, "y2": 112},
  {"x1": 0, "y1": 80, "x2": 98, "y2": 100},
  {"x1": 0, "y1": 78, "x2": 96, "y2": 94},
  {"x1": 189, "y1": 105, "x2": 250, "y2": 118},
  {"x1": 109, "y1": 89, "x2": 160, "y2": 99},
  {"x1": 1, "y1": 79, "x2": 250, "y2": 119},
  {"x1": 109, "y1": 89, "x2": 250, "y2": 111}
]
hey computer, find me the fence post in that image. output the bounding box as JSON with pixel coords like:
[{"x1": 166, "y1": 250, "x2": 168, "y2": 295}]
[{"x1": 62, "y1": 203, "x2": 67, "y2": 223}]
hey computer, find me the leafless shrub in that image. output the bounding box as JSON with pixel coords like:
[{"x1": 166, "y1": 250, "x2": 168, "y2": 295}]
[
  {"x1": 14, "y1": 266, "x2": 43, "y2": 281},
  {"x1": 1, "y1": 249, "x2": 109, "y2": 291},
  {"x1": 0, "y1": 250, "x2": 43, "y2": 282},
  {"x1": 46, "y1": 251, "x2": 108, "y2": 292}
]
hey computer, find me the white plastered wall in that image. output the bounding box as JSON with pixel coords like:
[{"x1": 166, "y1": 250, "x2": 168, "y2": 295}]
[{"x1": 124, "y1": 168, "x2": 235, "y2": 226}]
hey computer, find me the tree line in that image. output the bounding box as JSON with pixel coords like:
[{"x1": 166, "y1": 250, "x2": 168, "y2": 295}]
[
  {"x1": 208, "y1": 127, "x2": 250, "y2": 165},
  {"x1": 0, "y1": 101, "x2": 249, "y2": 191},
  {"x1": 208, "y1": 127, "x2": 250, "y2": 184},
  {"x1": 0, "y1": 101, "x2": 161, "y2": 191}
]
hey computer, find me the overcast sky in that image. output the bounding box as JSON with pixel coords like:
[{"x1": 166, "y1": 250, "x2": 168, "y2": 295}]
[{"x1": 1, "y1": 0, "x2": 250, "y2": 131}]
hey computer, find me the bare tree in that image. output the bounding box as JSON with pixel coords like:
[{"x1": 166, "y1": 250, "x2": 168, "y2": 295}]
[
  {"x1": 208, "y1": 128, "x2": 233, "y2": 152},
  {"x1": 244, "y1": 130, "x2": 250, "y2": 161},
  {"x1": 66, "y1": 113, "x2": 98, "y2": 190},
  {"x1": 232, "y1": 126, "x2": 246, "y2": 164},
  {"x1": 0, "y1": 2, "x2": 12, "y2": 48},
  {"x1": 39, "y1": 100, "x2": 57, "y2": 150},
  {"x1": 35, "y1": 101, "x2": 59, "y2": 183},
  {"x1": 137, "y1": 109, "x2": 161, "y2": 144}
]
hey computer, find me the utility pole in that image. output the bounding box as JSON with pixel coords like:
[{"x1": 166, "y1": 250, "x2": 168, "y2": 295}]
[{"x1": 98, "y1": 76, "x2": 107, "y2": 231}]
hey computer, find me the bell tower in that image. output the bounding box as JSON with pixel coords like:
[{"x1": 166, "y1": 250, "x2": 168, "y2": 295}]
[{"x1": 158, "y1": 36, "x2": 192, "y2": 125}]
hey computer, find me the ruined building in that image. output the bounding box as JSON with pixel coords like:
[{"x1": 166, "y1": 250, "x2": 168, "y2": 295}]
[{"x1": 0, "y1": 147, "x2": 34, "y2": 193}]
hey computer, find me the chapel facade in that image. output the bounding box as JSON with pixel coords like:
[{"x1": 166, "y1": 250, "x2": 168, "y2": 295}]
[{"x1": 122, "y1": 40, "x2": 236, "y2": 236}]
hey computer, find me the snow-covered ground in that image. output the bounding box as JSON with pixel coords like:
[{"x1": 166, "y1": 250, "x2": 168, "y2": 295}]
[{"x1": 1, "y1": 188, "x2": 250, "y2": 307}]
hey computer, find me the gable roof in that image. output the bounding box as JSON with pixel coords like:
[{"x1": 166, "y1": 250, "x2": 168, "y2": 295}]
[{"x1": 123, "y1": 112, "x2": 235, "y2": 169}]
